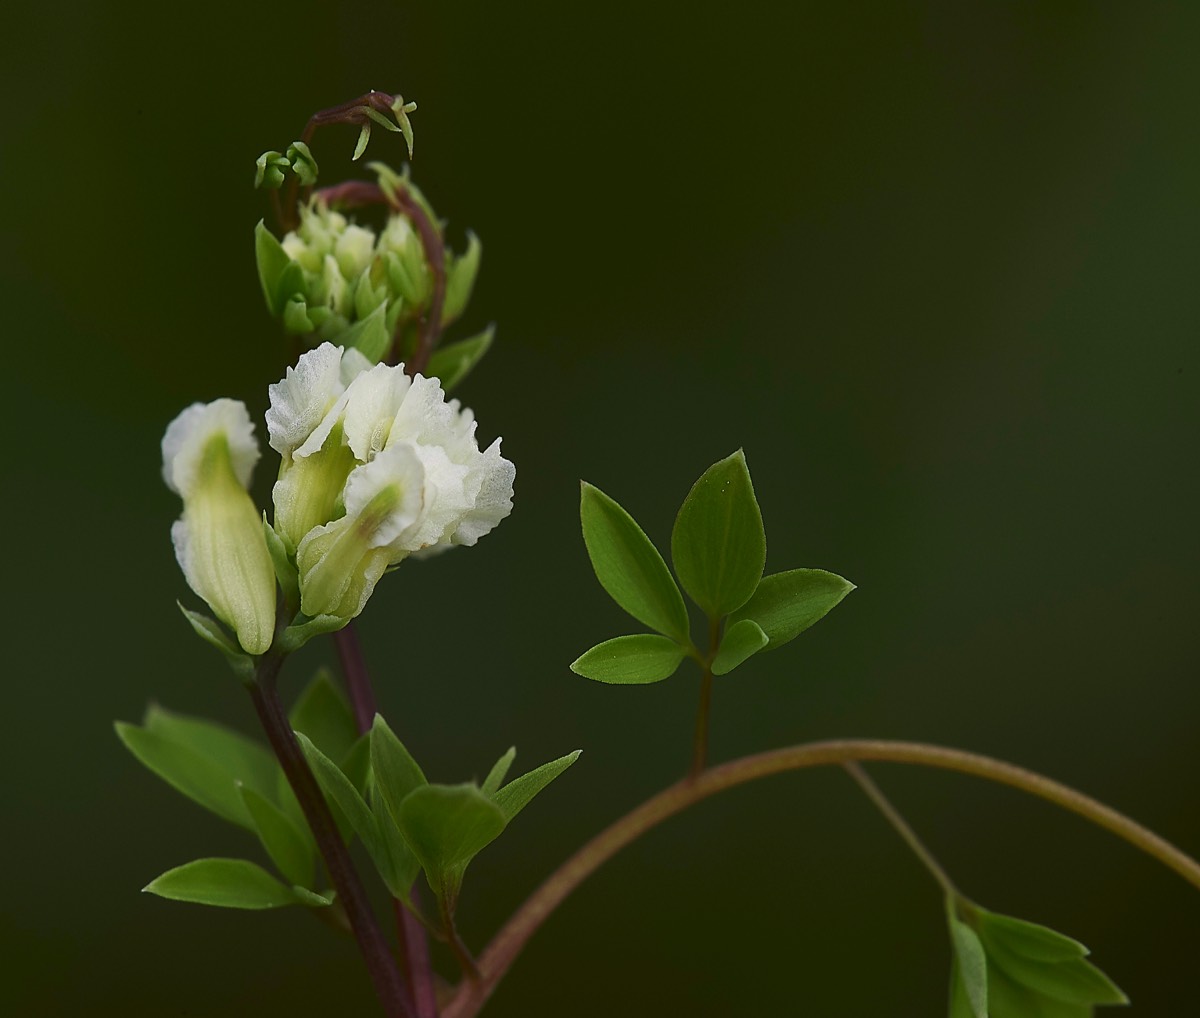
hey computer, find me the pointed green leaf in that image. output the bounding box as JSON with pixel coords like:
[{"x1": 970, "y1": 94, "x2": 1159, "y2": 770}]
[
  {"x1": 338, "y1": 304, "x2": 390, "y2": 364},
  {"x1": 988, "y1": 966, "x2": 1092, "y2": 1018},
  {"x1": 975, "y1": 910, "x2": 1087, "y2": 963},
  {"x1": 976, "y1": 907, "x2": 1126, "y2": 1006},
  {"x1": 143, "y1": 705, "x2": 277, "y2": 802},
  {"x1": 295, "y1": 733, "x2": 380, "y2": 857},
  {"x1": 948, "y1": 911, "x2": 989, "y2": 1018},
  {"x1": 481, "y1": 747, "x2": 516, "y2": 796},
  {"x1": 144, "y1": 858, "x2": 310, "y2": 909},
  {"x1": 373, "y1": 789, "x2": 421, "y2": 899},
  {"x1": 490, "y1": 751, "x2": 581, "y2": 822},
  {"x1": 370, "y1": 715, "x2": 428, "y2": 826},
  {"x1": 580, "y1": 482, "x2": 691, "y2": 643},
  {"x1": 341, "y1": 732, "x2": 372, "y2": 796},
  {"x1": 116, "y1": 723, "x2": 251, "y2": 829},
  {"x1": 711, "y1": 619, "x2": 769, "y2": 676},
  {"x1": 291, "y1": 886, "x2": 335, "y2": 907},
  {"x1": 397, "y1": 783, "x2": 506, "y2": 906},
  {"x1": 671, "y1": 450, "x2": 766, "y2": 618},
  {"x1": 728, "y1": 569, "x2": 854, "y2": 651},
  {"x1": 425, "y1": 325, "x2": 494, "y2": 392},
  {"x1": 441, "y1": 232, "x2": 482, "y2": 324},
  {"x1": 238, "y1": 784, "x2": 315, "y2": 888},
  {"x1": 290, "y1": 669, "x2": 357, "y2": 765},
  {"x1": 570, "y1": 634, "x2": 686, "y2": 684},
  {"x1": 177, "y1": 604, "x2": 254, "y2": 681}
]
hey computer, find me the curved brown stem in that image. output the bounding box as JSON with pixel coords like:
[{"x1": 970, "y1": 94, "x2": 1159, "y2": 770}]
[{"x1": 443, "y1": 738, "x2": 1200, "y2": 1018}]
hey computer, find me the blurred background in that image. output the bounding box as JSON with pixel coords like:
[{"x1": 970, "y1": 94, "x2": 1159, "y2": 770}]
[{"x1": 4, "y1": 1, "x2": 1198, "y2": 1014}]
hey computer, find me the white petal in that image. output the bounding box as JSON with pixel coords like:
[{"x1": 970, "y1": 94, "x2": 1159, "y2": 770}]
[
  {"x1": 392, "y1": 442, "x2": 472, "y2": 552},
  {"x1": 342, "y1": 444, "x2": 426, "y2": 549},
  {"x1": 451, "y1": 438, "x2": 515, "y2": 546},
  {"x1": 265, "y1": 344, "x2": 346, "y2": 456},
  {"x1": 162, "y1": 399, "x2": 260, "y2": 498},
  {"x1": 343, "y1": 363, "x2": 413, "y2": 461}
]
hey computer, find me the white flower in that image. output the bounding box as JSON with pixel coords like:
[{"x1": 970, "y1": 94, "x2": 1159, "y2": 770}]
[
  {"x1": 161, "y1": 399, "x2": 277, "y2": 655},
  {"x1": 268, "y1": 342, "x2": 515, "y2": 622}
]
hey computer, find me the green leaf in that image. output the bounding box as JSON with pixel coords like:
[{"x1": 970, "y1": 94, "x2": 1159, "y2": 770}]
[
  {"x1": 728, "y1": 568, "x2": 854, "y2": 651},
  {"x1": 579, "y1": 482, "x2": 691, "y2": 643},
  {"x1": 425, "y1": 325, "x2": 494, "y2": 392},
  {"x1": 570, "y1": 634, "x2": 686, "y2": 684},
  {"x1": 441, "y1": 232, "x2": 482, "y2": 324},
  {"x1": 397, "y1": 783, "x2": 506, "y2": 907},
  {"x1": 481, "y1": 747, "x2": 516, "y2": 796},
  {"x1": 177, "y1": 604, "x2": 254, "y2": 682},
  {"x1": 370, "y1": 715, "x2": 428, "y2": 825},
  {"x1": 341, "y1": 732, "x2": 372, "y2": 796},
  {"x1": 283, "y1": 296, "x2": 315, "y2": 334},
  {"x1": 711, "y1": 619, "x2": 769, "y2": 676},
  {"x1": 115, "y1": 723, "x2": 251, "y2": 829},
  {"x1": 289, "y1": 669, "x2": 358, "y2": 765},
  {"x1": 144, "y1": 858, "x2": 314, "y2": 910},
  {"x1": 988, "y1": 966, "x2": 1092, "y2": 1018},
  {"x1": 490, "y1": 751, "x2": 581, "y2": 822},
  {"x1": 975, "y1": 911, "x2": 1087, "y2": 963},
  {"x1": 143, "y1": 705, "x2": 277, "y2": 802},
  {"x1": 295, "y1": 733, "x2": 380, "y2": 856},
  {"x1": 338, "y1": 304, "x2": 390, "y2": 364},
  {"x1": 671, "y1": 449, "x2": 766, "y2": 618},
  {"x1": 238, "y1": 784, "x2": 315, "y2": 888},
  {"x1": 373, "y1": 789, "x2": 421, "y2": 899},
  {"x1": 979, "y1": 915, "x2": 1127, "y2": 1006},
  {"x1": 948, "y1": 910, "x2": 989, "y2": 1018}
]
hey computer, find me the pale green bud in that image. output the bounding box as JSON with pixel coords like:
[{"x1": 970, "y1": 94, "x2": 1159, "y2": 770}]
[{"x1": 162, "y1": 400, "x2": 277, "y2": 655}]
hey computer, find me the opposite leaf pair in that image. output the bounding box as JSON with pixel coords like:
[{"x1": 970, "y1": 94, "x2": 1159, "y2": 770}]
[{"x1": 572, "y1": 449, "x2": 854, "y2": 684}]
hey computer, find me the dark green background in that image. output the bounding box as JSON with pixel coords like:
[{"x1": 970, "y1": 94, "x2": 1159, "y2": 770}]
[{"x1": 5, "y1": 2, "x2": 1198, "y2": 1014}]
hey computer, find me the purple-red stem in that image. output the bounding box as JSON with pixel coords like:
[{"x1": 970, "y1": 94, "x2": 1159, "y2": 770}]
[
  {"x1": 250, "y1": 656, "x2": 413, "y2": 1018},
  {"x1": 335, "y1": 623, "x2": 440, "y2": 1018}
]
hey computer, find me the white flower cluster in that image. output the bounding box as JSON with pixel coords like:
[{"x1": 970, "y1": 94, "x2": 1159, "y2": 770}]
[
  {"x1": 267, "y1": 344, "x2": 515, "y2": 620},
  {"x1": 161, "y1": 344, "x2": 514, "y2": 653}
]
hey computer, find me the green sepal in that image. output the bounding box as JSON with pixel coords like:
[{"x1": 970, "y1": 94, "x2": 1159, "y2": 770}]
[
  {"x1": 254, "y1": 151, "x2": 289, "y2": 190},
  {"x1": 278, "y1": 612, "x2": 347, "y2": 652},
  {"x1": 262, "y1": 513, "x2": 299, "y2": 609},
  {"x1": 238, "y1": 783, "x2": 316, "y2": 889},
  {"x1": 711, "y1": 619, "x2": 768, "y2": 676},
  {"x1": 489, "y1": 750, "x2": 580, "y2": 822},
  {"x1": 142, "y1": 705, "x2": 277, "y2": 801},
  {"x1": 481, "y1": 747, "x2": 516, "y2": 796},
  {"x1": 286, "y1": 141, "x2": 318, "y2": 186},
  {"x1": 579, "y1": 482, "x2": 691, "y2": 644},
  {"x1": 392, "y1": 96, "x2": 417, "y2": 158},
  {"x1": 337, "y1": 303, "x2": 390, "y2": 364},
  {"x1": 424, "y1": 325, "x2": 494, "y2": 392},
  {"x1": 396, "y1": 783, "x2": 506, "y2": 911},
  {"x1": 143, "y1": 858, "x2": 325, "y2": 910},
  {"x1": 441, "y1": 232, "x2": 481, "y2": 325},
  {"x1": 289, "y1": 668, "x2": 358, "y2": 765},
  {"x1": 176, "y1": 603, "x2": 255, "y2": 681},
  {"x1": 116, "y1": 721, "x2": 254, "y2": 830},
  {"x1": 352, "y1": 123, "x2": 372, "y2": 161},
  {"x1": 728, "y1": 568, "x2": 854, "y2": 651},
  {"x1": 671, "y1": 449, "x2": 766, "y2": 618},
  {"x1": 570, "y1": 634, "x2": 686, "y2": 684},
  {"x1": 283, "y1": 296, "x2": 316, "y2": 334}
]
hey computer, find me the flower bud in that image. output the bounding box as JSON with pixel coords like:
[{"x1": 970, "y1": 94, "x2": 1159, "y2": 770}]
[{"x1": 161, "y1": 400, "x2": 277, "y2": 655}]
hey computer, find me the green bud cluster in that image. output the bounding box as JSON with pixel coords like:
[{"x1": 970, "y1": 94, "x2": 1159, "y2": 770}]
[{"x1": 256, "y1": 167, "x2": 481, "y2": 359}]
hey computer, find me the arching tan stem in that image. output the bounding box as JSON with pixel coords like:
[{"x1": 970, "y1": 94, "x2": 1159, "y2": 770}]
[{"x1": 444, "y1": 738, "x2": 1200, "y2": 1018}]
